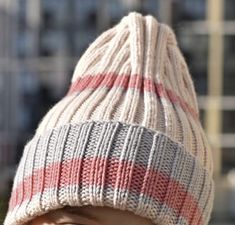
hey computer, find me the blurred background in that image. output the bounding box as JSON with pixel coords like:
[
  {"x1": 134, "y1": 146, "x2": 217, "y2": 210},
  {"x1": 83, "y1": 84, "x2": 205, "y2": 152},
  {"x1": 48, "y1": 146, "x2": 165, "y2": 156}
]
[{"x1": 0, "y1": 0, "x2": 235, "y2": 224}]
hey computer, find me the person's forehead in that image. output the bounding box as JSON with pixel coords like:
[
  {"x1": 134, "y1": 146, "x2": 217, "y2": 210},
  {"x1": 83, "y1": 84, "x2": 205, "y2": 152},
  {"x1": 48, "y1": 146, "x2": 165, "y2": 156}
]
[
  {"x1": 29, "y1": 206, "x2": 154, "y2": 225},
  {"x1": 29, "y1": 206, "x2": 100, "y2": 225}
]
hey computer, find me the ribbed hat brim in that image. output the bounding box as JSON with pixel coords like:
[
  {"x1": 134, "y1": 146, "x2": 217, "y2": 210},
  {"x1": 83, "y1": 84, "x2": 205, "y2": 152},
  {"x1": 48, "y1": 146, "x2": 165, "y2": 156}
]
[{"x1": 4, "y1": 121, "x2": 214, "y2": 225}]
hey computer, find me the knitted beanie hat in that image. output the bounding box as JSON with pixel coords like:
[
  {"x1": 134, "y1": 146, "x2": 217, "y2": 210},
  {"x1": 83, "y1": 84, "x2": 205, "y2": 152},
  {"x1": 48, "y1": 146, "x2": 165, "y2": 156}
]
[{"x1": 4, "y1": 12, "x2": 214, "y2": 225}]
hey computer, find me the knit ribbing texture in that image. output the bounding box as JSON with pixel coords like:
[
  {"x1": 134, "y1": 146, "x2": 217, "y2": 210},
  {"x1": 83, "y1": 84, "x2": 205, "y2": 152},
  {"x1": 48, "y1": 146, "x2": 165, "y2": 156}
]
[{"x1": 4, "y1": 12, "x2": 214, "y2": 225}]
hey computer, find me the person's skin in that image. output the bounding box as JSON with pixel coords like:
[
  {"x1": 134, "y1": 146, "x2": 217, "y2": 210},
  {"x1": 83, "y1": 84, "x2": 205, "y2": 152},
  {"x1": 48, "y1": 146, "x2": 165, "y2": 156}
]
[{"x1": 28, "y1": 205, "x2": 155, "y2": 225}]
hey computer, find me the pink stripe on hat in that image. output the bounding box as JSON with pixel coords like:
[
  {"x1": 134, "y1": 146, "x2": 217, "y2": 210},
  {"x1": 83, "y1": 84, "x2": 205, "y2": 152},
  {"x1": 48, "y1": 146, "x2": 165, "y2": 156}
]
[{"x1": 66, "y1": 73, "x2": 199, "y2": 120}]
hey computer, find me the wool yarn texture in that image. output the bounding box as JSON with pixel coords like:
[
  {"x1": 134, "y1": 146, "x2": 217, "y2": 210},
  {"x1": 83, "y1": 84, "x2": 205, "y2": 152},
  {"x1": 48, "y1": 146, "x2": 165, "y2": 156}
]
[{"x1": 4, "y1": 12, "x2": 214, "y2": 225}]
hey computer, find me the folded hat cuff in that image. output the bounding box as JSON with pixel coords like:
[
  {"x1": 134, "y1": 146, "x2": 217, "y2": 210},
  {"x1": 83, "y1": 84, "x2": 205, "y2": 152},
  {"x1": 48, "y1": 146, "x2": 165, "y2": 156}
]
[{"x1": 4, "y1": 120, "x2": 214, "y2": 225}]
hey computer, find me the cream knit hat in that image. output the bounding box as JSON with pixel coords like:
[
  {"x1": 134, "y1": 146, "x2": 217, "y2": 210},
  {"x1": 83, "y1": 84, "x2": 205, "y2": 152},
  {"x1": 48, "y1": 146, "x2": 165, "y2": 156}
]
[{"x1": 4, "y1": 12, "x2": 214, "y2": 225}]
